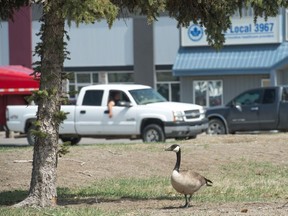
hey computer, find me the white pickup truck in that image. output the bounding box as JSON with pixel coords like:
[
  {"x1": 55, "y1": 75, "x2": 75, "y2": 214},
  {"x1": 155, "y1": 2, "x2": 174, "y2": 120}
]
[{"x1": 6, "y1": 84, "x2": 208, "y2": 145}]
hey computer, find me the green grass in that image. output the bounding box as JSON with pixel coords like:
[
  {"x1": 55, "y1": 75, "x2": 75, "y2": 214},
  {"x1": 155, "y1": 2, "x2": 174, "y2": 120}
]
[
  {"x1": 1, "y1": 156, "x2": 287, "y2": 215},
  {"x1": 61, "y1": 160, "x2": 285, "y2": 204},
  {"x1": 0, "y1": 146, "x2": 32, "y2": 152},
  {"x1": 209, "y1": 160, "x2": 288, "y2": 202},
  {"x1": 0, "y1": 206, "x2": 115, "y2": 216},
  {"x1": 58, "y1": 177, "x2": 171, "y2": 202}
]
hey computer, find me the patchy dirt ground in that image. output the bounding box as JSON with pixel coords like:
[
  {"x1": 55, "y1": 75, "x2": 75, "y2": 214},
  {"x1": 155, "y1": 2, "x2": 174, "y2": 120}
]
[{"x1": 1, "y1": 133, "x2": 288, "y2": 215}]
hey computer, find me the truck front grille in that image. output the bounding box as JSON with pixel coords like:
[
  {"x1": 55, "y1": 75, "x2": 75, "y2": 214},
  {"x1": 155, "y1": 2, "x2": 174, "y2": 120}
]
[{"x1": 184, "y1": 110, "x2": 200, "y2": 119}]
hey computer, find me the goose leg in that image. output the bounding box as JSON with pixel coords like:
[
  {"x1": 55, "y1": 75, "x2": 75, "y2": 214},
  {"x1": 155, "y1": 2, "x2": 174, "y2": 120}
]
[
  {"x1": 183, "y1": 195, "x2": 189, "y2": 208},
  {"x1": 182, "y1": 194, "x2": 193, "y2": 208},
  {"x1": 188, "y1": 194, "x2": 192, "y2": 204}
]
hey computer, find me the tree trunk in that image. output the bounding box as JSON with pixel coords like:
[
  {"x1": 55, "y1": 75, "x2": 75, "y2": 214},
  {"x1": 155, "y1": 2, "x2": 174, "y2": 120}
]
[{"x1": 14, "y1": 1, "x2": 65, "y2": 207}]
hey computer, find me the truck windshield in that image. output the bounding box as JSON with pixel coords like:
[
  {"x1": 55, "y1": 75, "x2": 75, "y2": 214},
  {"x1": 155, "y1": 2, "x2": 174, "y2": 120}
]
[{"x1": 129, "y1": 88, "x2": 167, "y2": 105}]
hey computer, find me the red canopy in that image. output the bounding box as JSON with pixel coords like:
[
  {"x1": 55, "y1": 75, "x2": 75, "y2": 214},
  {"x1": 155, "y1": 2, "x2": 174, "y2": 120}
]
[{"x1": 0, "y1": 65, "x2": 39, "y2": 95}]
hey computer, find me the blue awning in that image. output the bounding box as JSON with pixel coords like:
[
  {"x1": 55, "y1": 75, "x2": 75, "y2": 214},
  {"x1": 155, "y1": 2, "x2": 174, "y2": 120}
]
[{"x1": 173, "y1": 43, "x2": 288, "y2": 76}]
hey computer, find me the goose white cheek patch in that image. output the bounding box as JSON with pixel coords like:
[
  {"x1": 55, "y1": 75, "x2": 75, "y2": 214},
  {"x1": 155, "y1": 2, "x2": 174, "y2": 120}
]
[{"x1": 173, "y1": 146, "x2": 180, "y2": 153}]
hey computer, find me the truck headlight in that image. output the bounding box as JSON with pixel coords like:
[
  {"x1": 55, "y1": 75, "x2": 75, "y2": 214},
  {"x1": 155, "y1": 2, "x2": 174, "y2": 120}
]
[{"x1": 173, "y1": 111, "x2": 184, "y2": 122}]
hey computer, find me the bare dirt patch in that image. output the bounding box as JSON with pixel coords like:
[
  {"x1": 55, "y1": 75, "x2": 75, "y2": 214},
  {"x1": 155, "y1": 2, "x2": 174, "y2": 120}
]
[{"x1": 1, "y1": 133, "x2": 288, "y2": 215}]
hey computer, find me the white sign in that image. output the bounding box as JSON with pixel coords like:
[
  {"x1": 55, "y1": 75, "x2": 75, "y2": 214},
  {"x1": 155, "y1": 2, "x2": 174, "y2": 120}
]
[{"x1": 181, "y1": 15, "x2": 282, "y2": 46}]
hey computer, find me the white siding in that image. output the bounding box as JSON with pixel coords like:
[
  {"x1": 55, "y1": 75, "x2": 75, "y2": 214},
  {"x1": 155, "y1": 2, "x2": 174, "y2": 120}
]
[
  {"x1": 154, "y1": 17, "x2": 179, "y2": 65},
  {"x1": 32, "y1": 19, "x2": 133, "y2": 67}
]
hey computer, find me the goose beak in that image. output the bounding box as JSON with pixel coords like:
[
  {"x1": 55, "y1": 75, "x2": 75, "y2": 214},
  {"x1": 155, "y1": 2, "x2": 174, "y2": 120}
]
[{"x1": 165, "y1": 146, "x2": 173, "y2": 151}]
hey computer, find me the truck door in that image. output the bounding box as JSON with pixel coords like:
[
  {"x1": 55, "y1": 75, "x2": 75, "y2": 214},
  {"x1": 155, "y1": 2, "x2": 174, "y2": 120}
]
[
  {"x1": 227, "y1": 89, "x2": 262, "y2": 132},
  {"x1": 75, "y1": 90, "x2": 105, "y2": 134},
  {"x1": 258, "y1": 88, "x2": 278, "y2": 130},
  {"x1": 102, "y1": 90, "x2": 137, "y2": 135}
]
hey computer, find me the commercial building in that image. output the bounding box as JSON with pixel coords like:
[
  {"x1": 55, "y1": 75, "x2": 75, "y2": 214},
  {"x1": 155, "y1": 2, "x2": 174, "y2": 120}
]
[
  {"x1": 1, "y1": 6, "x2": 288, "y2": 106},
  {"x1": 176, "y1": 8, "x2": 288, "y2": 106}
]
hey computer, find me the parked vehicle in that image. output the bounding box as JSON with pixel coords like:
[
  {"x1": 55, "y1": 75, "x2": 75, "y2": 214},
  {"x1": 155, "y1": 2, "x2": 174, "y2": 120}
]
[
  {"x1": 6, "y1": 84, "x2": 208, "y2": 145},
  {"x1": 206, "y1": 86, "x2": 288, "y2": 135}
]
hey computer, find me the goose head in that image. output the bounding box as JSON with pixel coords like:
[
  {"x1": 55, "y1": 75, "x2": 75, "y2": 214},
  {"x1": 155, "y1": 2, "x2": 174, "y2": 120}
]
[{"x1": 165, "y1": 144, "x2": 181, "y2": 153}]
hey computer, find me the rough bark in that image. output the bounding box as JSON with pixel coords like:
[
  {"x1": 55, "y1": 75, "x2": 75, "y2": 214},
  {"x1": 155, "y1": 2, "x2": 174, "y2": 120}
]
[{"x1": 14, "y1": 0, "x2": 65, "y2": 207}]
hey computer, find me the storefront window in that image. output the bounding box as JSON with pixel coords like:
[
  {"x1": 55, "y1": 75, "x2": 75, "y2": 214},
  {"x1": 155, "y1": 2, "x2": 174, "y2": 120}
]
[
  {"x1": 171, "y1": 83, "x2": 180, "y2": 102},
  {"x1": 194, "y1": 81, "x2": 207, "y2": 106},
  {"x1": 77, "y1": 73, "x2": 90, "y2": 83},
  {"x1": 156, "y1": 72, "x2": 180, "y2": 102},
  {"x1": 108, "y1": 72, "x2": 134, "y2": 83},
  {"x1": 68, "y1": 72, "x2": 99, "y2": 99},
  {"x1": 193, "y1": 80, "x2": 223, "y2": 107},
  {"x1": 92, "y1": 73, "x2": 99, "y2": 84},
  {"x1": 157, "y1": 83, "x2": 169, "y2": 100}
]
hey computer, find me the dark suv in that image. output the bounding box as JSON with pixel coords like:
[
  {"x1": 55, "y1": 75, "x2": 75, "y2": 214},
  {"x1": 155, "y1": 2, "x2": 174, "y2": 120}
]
[{"x1": 206, "y1": 86, "x2": 288, "y2": 134}]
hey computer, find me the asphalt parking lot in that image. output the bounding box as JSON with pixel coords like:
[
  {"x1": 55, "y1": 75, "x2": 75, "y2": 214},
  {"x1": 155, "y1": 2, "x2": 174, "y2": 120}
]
[{"x1": 0, "y1": 132, "x2": 136, "y2": 146}]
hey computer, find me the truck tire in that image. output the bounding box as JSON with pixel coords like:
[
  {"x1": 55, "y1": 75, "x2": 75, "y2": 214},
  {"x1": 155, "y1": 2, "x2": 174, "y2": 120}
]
[
  {"x1": 60, "y1": 136, "x2": 81, "y2": 145},
  {"x1": 207, "y1": 119, "x2": 226, "y2": 135},
  {"x1": 142, "y1": 124, "x2": 165, "y2": 143},
  {"x1": 27, "y1": 125, "x2": 36, "y2": 146}
]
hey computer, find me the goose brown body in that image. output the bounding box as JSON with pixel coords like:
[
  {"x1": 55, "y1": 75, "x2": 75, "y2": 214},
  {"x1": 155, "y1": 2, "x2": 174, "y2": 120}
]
[
  {"x1": 171, "y1": 170, "x2": 208, "y2": 194},
  {"x1": 165, "y1": 144, "x2": 212, "y2": 208}
]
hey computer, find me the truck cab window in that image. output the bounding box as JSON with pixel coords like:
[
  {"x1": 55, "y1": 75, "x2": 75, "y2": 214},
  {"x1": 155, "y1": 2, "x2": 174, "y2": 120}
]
[
  {"x1": 234, "y1": 89, "x2": 262, "y2": 106},
  {"x1": 282, "y1": 88, "x2": 288, "y2": 102},
  {"x1": 263, "y1": 89, "x2": 276, "y2": 104},
  {"x1": 82, "y1": 90, "x2": 104, "y2": 106},
  {"x1": 108, "y1": 90, "x2": 130, "y2": 106}
]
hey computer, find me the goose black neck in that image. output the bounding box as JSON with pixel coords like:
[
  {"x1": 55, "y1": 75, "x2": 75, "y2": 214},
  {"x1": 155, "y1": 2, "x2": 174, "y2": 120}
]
[{"x1": 174, "y1": 150, "x2": 181, "y2": 172}]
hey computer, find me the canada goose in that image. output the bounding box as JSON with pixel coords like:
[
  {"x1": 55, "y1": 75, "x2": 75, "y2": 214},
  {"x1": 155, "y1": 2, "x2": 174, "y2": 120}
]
[{"x1": 165, "y1": 144, "x2": 212, "y2": 208}]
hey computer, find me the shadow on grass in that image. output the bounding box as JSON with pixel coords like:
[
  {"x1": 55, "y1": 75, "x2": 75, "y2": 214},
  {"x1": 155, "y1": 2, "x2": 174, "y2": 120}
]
[
  {"x1": 57, "y1": 195, "x2": 178, "y2": 206},
  {"x1": 0, "y1": 144, "x2": 30, "y2": 148},
  {"x1": 0, "y1": 188, "x2": 179, "y2": 207},
  {"x1": 57, "y1": 188, "x2": 179, "y2": 206},
  {"x1": 0, "y1": 190, "x2": 28, "y2": 206}
]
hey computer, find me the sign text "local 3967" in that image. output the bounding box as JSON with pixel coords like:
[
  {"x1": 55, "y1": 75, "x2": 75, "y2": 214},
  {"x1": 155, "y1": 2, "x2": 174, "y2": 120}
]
[
  {"x1": 228, "y1": 22, "x2": 274, "y2": 34},
  {"x1": 181, "y1": 15, "x2": 282, "y2": 46}
]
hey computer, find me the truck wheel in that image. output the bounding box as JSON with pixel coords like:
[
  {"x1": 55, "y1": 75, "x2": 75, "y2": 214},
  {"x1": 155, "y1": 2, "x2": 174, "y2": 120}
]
[
  {"x1": 27, "y1": 125, "x2": 36, "y2": 146},
  {"x1": 207, "y1": 119, "x2": 226, "y2": 135},
  {"x1": 142, "y1": 124, "x2": 165, "y2": 143},
  {"x1": 60, "y1": 136, "x2": 81, "y2": 145}
]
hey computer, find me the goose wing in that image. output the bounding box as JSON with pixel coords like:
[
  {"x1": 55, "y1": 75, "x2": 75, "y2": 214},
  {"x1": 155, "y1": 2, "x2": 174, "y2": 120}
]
[{"x1": 171, "y1": 170, "x2": 211, "y2": 195}]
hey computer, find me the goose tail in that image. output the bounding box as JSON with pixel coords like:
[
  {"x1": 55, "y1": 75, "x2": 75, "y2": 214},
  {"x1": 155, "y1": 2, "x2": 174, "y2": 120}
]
[{"x1": 205, "y1": 178, "x2": 213, "y2": 186}]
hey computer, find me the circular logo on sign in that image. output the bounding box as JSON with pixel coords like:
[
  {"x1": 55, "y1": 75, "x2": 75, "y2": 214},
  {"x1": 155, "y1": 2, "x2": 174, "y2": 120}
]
[{"x1": 188, "y1": 24, "x2": 203, "y2": 41}]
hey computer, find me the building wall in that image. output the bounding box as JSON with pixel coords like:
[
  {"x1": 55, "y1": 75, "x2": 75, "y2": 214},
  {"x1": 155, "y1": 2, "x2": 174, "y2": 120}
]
[
  {"x1": 32, "y1": 17, "x2": 179, "y2": 67},
  {"x1": 0, "y1": 22, "x2": 9, "y2": 65},
  {"x1": 154, "y1": 17, "x2": 179, "y2": 65},
  {"x1": 31, "y1": 15, "x2": 179, "y2": 89},
  {"x1": 8, "y1": 6, "x2": 32, "y2": 68},
  {"x1": 277, "y1": 69, "x2": 288, "y2": 85},
  {"x1": 32, "y1": 19, "x2": 134, "y2": 67},
  {"x1": 180, "y1": 74, "x2": 269, "y2": 105},
  {"x1": 133, "y1": 17, "x2": 155, "y2": 86}
]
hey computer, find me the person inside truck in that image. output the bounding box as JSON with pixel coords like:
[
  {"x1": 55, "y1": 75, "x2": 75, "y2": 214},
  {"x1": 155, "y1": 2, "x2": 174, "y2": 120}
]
[{"x1": 108, "y1": 91, "x2": 121, "y2": 118}]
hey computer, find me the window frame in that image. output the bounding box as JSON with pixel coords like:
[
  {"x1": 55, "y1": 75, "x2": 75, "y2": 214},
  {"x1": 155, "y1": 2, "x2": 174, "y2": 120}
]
[
  {"x1": 193, "y1": 80, "x2": 223, "y2": 107},
  {"x1": 156, "y1": 71, "x2": 180, "y2": 102}
]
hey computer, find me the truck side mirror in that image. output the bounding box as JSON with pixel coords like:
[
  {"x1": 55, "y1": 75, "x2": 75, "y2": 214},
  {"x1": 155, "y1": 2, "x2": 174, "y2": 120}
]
[
  {"x1": 229, "y1": 100, "x2": 236, "y2": 107},
  {"x1": 118, "y1": 101, "x2": 133, "y2": 107}
]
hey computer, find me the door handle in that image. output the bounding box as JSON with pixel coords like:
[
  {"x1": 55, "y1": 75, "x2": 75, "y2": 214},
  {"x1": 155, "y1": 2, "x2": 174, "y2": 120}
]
[
  {"x1": 80, "y1": 110, "x2": 86, "y2": 114},
  {"x1": 250, "y1": 107, "x2": 259, "y2": 111}
]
